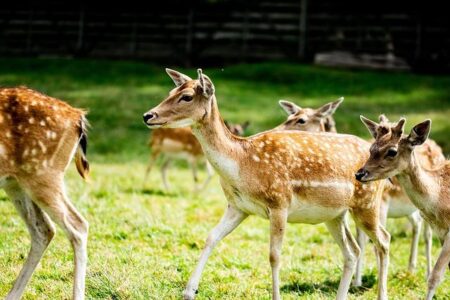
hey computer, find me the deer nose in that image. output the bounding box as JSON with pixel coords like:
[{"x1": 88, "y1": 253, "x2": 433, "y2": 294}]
[
  {"x1": 355, "y1": 168, "x2": 367, "y2": 181},
  {"x1": 143, "y1": 112, "x2": 157, "y2": 124}
]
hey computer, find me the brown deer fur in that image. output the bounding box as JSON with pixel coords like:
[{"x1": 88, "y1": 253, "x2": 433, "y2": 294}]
[
  {"x1": 143, "y1": 69, "x2": 391, "y2": 300},
  {"x1": 357, "y1": 116, "x2": 450, "y2": 300},
  {"x1": 143, "y1": 122, "x2": 248, "y2": 191},
  {"x1": 0, "y1": 86, "x2": 89, "y2": 300},
  {"x1": 276, "y1": 100, "x2": 443, "y2": 282}
]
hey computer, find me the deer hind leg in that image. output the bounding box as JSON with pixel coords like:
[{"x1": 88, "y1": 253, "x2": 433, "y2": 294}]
[
  {"x1": 425, "y1": 233, "x2": 450, "y2": 300},
  {"x1": 407, "y1": 211, "x2": 423, "y2": 272},
  {"x1": 4, "y1": 180, "x2": 55, "y2": 300},
  {"x1": 160, "y1": 157, "x2": 172, "y2": 191},
  {"x1": 423, "y1": 222, "x2": 433, "y2": 278},
  {"x1": 352, "y1": 209, "x2": 390, "y2": 300},
  {"x1": 183, "y1": 204, "x2": 247, "y2": 300},
  {"x1": 325, "y1": 212, "x2": 360, "y2": 300},
  {"x1": 25, "y1": 175, "x2": 88, "y2": 300},
  {"x1": 268, "y1": 208, "x2": 288, "y2": 300},
  {"x1": 198, "y1": 160, "x2": 214, "y2": 192},
  {"x1": 143, "y1": 148, "x2": 161, "y2": 187}
]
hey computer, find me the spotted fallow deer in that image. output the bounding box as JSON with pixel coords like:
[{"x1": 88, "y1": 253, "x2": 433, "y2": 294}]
[
  {"x1": 0, "y1": 87, "x2": 89, "y2": 300},
  {"x1": 143, "y1": 69, "x2": 391, "y2": 300},
  {"x1": 277, "y1": 100, "x2": 443, "y2": 283},
  {"x1": 143, "y1": 121, "x2": 248, "y2": 191},
  {"x1": 356, "y1": 116, "x2": 450, "y2": 300}
]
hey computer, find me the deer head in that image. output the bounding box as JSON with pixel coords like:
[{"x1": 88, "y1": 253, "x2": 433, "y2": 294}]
[
  {"x1": 355, "y1": 115, "x2": 431, "y2": 182},
  {"x1": 224, "y1": 120, "x2": 250, "y2": 136},
  {"x1": 277, "y1": 97, "x2": 343, "y2": 132},
  {"x1": 143, "y1": 68, "x2": 215, "y2": 128}
]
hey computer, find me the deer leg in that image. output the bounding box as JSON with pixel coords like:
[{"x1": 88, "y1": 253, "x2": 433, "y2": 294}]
[
  {"x1": 352, "y1": 209, "x2": 390, "y2": 300},
  {"x1": 423, "y1": 222, "x2": 433, "y2": 279},
  {"x1": 325, "y1": 212, "x2": 360, "y2": 300},
  {"x1": 4, "y1": 180, "x2": 55, "y2": 300},
  {"x1": 407, "y1": 211, "x2": 422, "y2": 272},
  {"x1": 353, "y1": 228, "x2": 368, "y2": 286},
  {"x1": 190, "y1": 159, "x2": 199, "y2": 184},
  {"x1": 160, "y1": 158, "x2": 172, "y2": 191},
  {"x1": 198, "y1": 160, "x2": 214, "y2": 192},
  {"x1": 425, "y1": 233, "x2": 450, "y2": 300},
  {"x1": 183, "y1": 205, "x2": 247, "y2": 300},
  {"x1": 267, "y1": 208, "x2": 288, "y2": 300},
  {"x1": 26, "y1": 175, "x2": 88, "y2": 300},
  {"x1": 143, "y1": 149, "x2": 160, "y2": 187}
]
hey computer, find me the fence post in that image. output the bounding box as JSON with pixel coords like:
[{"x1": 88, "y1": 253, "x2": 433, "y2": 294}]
[{"x1": 298, "y1": 0, "x2": 308, "y2": 59}]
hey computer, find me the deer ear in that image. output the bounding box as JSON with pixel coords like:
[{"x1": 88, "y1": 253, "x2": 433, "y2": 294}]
[
  {"x1": 392, "y1": 118, "x2": 406, "y2": 137},
  {"x1": 165, "y1": 68, "x2": 192, "y2": 86},
  {"x1": 279, "y1": 100, "x2": 301, "y2": 115},
  {"x1": 315, "y1": 97, "x2": 343, "y2": 118},
  {"x1": 379, "y1": 114, "x2": 389, "y2": 123},
  {"x1": 407, "y1": 119, "x2": 431, "y2": 146},
  {"x1": 197, "y1": 69, "x2": 215, "y2": 98},
  {"x1": 360, "y1": 115, "x2": 379, "y2": 139}
]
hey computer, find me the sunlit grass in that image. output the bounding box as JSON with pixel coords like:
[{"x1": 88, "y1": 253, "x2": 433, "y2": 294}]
[{"x1": 0, "y1": 58, "x2": 449, "y2": 299}]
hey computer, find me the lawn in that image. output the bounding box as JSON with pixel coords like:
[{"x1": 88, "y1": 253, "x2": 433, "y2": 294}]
[{"x1": 0, "y1": 58, "x2": 449, "y2": 299}]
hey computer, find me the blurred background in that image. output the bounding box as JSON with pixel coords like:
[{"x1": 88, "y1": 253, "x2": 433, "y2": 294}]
[
  {"x1": 0, "y1": 1, "x2": 449, "y2": 299},
  {"x1": 1, "y1": 0, "x2": 449, "y2": 72}
]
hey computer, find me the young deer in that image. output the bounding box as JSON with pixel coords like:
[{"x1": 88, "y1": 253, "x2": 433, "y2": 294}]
[
  {"x1": 356, "y1": 116, "x2": 450, "y2": 300},
  {"x1": 277, "y1": 97, "x2": 343, "y2": 132},
  {"x1": 143, "y1": 121, "x2": 248, "y2": 191},
  {"x1": 0, "y1": 87, "x2": 89, "y2": 300},
  {"x1": 143, "y1": 69, "x2": 391, "y2": 300},
  {"x1": 277, "y1": 100, "x2": 442, "y2": 282}
]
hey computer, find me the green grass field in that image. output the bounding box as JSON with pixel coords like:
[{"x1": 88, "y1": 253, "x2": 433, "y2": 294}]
[{"x1": 0, "y1": 58, "x2": 449, "y2": 299}]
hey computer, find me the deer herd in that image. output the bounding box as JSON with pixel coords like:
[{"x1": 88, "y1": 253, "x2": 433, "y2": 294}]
[{"x1": 0, "y1": 69, "x2": 448, "y2": 300}]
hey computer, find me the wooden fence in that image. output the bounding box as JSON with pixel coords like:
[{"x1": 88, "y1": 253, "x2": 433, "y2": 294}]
[{"x1": 0, "y1": 0, "x2": 448, "y2": 70}]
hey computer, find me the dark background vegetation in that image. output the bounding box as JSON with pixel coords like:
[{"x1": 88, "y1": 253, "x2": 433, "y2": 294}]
[{"x1": 1, "y1": 0, "x2": 449, "y2": 72}]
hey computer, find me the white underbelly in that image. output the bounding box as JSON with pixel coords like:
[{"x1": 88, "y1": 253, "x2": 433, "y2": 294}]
[
  {"x1": 387, "y1": 198, "x2": 417, "y2": 218},
  {"x1": 288, "y1": 198, "x2": 345, "y2": 224},
  {"x1": 234, "y1": 195, "x2": 269, "y2": 219},
  {"x1": 234, "y1": 194, "x2": 345, "y2": 224}
]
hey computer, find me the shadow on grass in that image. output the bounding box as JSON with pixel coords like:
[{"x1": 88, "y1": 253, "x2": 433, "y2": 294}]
[
  {"x1": 127, "y1": 187, "x2": 176, "y2": 197},
  {"x1": 281, "y1": 274, "x2": 376, "y2": 296}
]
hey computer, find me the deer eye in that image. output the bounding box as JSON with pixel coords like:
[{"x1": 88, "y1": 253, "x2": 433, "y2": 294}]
[
  {"x1": 385, "y1": 148, "x2": 398, "y2": 158},
  {"x1": 297, "y1": 118, "x2": 306, "y2": 124},
  {"x1": 180, "y1": 95, "x2": 193, "y2": 102}
]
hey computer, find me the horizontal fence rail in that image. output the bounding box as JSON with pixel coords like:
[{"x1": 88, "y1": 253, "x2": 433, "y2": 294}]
[{"x1": 0, "y1": 0, "x2": 448, "y2": 70}]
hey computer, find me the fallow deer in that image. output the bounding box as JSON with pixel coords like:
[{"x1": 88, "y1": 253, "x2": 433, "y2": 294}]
[
  {"x1": 277, "y1": 100, "x2": 443, "y2": 282},
  {"x1": 0, "y1": 87, "x2": 89, "y2": 300},
  {"x1": 143, "y1": 121, "x2": 248, "y2": 191},
  {"x1": 143, "y1": 69, "x2": 391, "y2": 300},
  {"x1": 356, "y1": 116, "x2": 450, "y2": 300}
]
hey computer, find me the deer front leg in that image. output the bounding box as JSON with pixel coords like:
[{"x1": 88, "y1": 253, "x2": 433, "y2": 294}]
[
  {"x1": 352, "y1": 208, "x2": 390, "y2": 300},
  {"x1": 407, "y1": 211, "x2": 423, "y2": 272},
  {"x1": 160, "y1": 158, "x2": 172, "y2": 191},
  {"x1": 425, "y1": 233, "x2": 450, "y2": 300},
  {"x1": 183, "y1": 205, "x2": 247, "y2": 300},
  {"x1": 4, "y1": 181, "x2": 55, "y2": 300},
  {"x1": 268, "y1": 208, "x2": 288, "y2": 300}
]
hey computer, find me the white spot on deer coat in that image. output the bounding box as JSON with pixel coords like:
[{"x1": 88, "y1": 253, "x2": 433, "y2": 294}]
[{"x1": 0, "y1": 143, "x2": 6, "y2": 157}]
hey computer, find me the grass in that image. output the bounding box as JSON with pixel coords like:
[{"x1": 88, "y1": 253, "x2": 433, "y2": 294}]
[{"x1": 0, "y1": 58, "x2": 449, "y2": 299}]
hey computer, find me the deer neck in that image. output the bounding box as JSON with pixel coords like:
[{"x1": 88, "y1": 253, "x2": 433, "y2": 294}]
[
  {"x1": 191, "y1": 96, "x2": 243, "y2": 180},
  {"x1": 397, "y1": 150, "x2": 439, "y2": 210}
]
